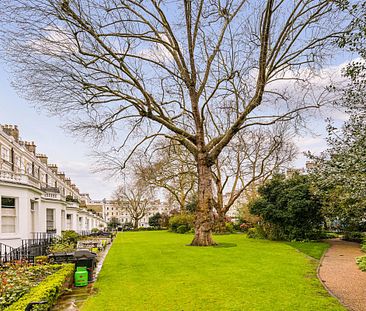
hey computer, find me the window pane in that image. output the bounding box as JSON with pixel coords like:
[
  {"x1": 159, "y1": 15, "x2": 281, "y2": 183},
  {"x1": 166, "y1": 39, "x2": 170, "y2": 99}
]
[
  {"x1": 46, "y1": 209, "x2": 54, "y2": 230},
  {"x1": 1, "y1": 198, "x2": 15, "y2": 208},
  {"x1": 2, "y1": 216, "x2": 16, "y2": 233}
]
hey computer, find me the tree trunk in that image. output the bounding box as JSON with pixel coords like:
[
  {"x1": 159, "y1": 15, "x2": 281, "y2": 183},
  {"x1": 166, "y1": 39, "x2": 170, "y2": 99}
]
[
  {"x1": 216, "y1": 209, "x2": 226, "y2": 233},
  {"x1": 190, "y1": 155, "x2": 216, "y2": 246},
  {"x1": 133, "y1": 218, "x2": 138, "y2": 229}
]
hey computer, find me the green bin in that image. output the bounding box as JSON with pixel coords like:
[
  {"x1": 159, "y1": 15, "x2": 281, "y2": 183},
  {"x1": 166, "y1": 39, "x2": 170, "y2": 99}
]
[{"x1": 74, "y1": 266, "x2": 88, "y2": 287}]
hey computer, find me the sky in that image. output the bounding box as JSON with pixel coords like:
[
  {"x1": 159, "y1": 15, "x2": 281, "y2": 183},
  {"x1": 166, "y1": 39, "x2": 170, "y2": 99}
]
[{"x1": 0, "y1": 62, "x2": 120, "y2": 199}]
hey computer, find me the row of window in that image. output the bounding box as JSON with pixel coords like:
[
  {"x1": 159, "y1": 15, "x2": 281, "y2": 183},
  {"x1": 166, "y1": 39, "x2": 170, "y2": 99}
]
[
  {"x1": 1, "y1": 146, "x2": 78, "y2": 198},
  {"x1": 0, "y1": 197, "x2": 98, "y2": 234}
]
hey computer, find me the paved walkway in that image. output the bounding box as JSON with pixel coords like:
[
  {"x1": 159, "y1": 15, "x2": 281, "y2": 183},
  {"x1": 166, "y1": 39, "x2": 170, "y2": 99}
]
[{"x1": 318, "y1": 239, "x2": 366, "y2": 311}]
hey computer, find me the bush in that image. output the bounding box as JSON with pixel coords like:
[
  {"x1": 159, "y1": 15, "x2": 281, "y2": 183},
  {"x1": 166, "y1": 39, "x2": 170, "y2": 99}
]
[
  {"x1": 169, "y1": 213, "x2": 195, "y2": 233},
  {"x1": 134, "y1": 227, "x2": 165, "y2": 231},
  {"x1": 225, "y1": 222, "x2": 235, "y2": 233},
  {"x1": 48, "y1": 242, "x2": 75, "y2": 253},
  {"x1": 5, "y1": 264, "x2": 74, "y2": 311},
  {"x1": 342, "y1": 231, "x2": 365, "y2": 243},
  {"x1": 176, "y1": 225, "x2": 189, "y2": 234},
  {"x1": 249, "y1": 174, "x2": 324, "y2": 241},
  {"x1": 321, "y1": 232, "x2": 340, "y2": 239},
  {"x1": 148, "y1": 213, "x2": 162, "y2": 228},
  {"x1": 0, "y1": 264, "x2": 62, "y2": 310},
  {"x1": 35, "y1": 256, "x2": 49, "y2": 265},
  {"x1": 246, "y1": 226, "x2": 266, "y2": 239},
  {"x1": 356, "y1": 256, "x2": 366, "y2": 272},
  {"x1": 362, "y1": 242, "x2": 366, "y2": 253},
  {"x1": 247, "y1": 228, "x2": 259, "y2": 239},
  {"x1": 59, "y1": 230, "x2": 80, "y2": 246}
]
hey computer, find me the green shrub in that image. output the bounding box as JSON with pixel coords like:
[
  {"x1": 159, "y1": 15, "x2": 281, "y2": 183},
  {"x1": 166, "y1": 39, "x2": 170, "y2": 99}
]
[
  {"x1": 169, "y1": 213, "x2": 194, "y2": 233},
  {"x1": 322, "y1": 232, "x2": 340, "y2": 239},
  {"x1": 48, "y1": 241, "x2": 75, "y2": 253},
  {"x1": 342, "y1": 231, "x2": 365, "y2": 243},
  {"x1": 356, "y1": 256, "x2": 366, "y2": 272},
  {"x1": 249, "y1": 174, "x2": 324, "y2": 241},
  {"x1": 176, "y1": 225, "x2": 189, "y2": 234},
  {"x1": 246, "y1": 227, "x2": 267, "y2": 239},
  {"x1": 0, "y1": 264, "x2": 61, "y2": 310},
  {"x1": 35, "y1": 256, "x2": 49, "y2": 265},
  {"x1": 134, "y1": 227, "x2": 165, "y2": 231},
  {"x1": 362, "y1": 243, "x2": 366, "y2": 253},
  {"x1": 225, "y1": 222, "x2": 234, "y2": 233},
  {"x1": 91, "y1": 228, "x2": 99, "y2": 233},
  {"x1": 5, "y1": 264, "x2": 74, "y2": 311},
  {"x1": 61, "y1": 230, "x2": 80, "y2": 244},
  {"x1": 148, "y1": 213, "x2": 162, "y2": 228}
]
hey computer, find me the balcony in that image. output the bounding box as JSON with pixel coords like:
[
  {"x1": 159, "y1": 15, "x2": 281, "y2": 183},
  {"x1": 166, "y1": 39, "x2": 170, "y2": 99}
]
[
  {"x1": 41, "y1": 186, "x2": 60, "y2": 193},
  {"x1": 42, "y1": 192, "x2": 65, "y2": 201},
  {"x1": 0, "y1": 170, "x2": 41, "y2": 189},
  {"x1": 66, "y1": 201, "x2": 79, "y2": 208}
]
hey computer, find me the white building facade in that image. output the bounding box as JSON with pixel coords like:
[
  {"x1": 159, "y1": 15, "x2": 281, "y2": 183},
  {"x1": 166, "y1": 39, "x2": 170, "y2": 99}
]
[
  {"x1": 0, "y1": 125, "x2": 106, "y2": 248},
  {"x1": 104, "y1": 199, "x2": 172, "y2": 227}
]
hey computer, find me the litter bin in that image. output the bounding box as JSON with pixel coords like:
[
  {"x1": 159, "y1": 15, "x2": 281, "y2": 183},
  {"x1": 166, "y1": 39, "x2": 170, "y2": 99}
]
[
  {"x1": 74, "y1": 266, "x2": 88, "y2": 287},
  {"x1": 74, "y1": 250, "x2": 97, "y2": 282}
]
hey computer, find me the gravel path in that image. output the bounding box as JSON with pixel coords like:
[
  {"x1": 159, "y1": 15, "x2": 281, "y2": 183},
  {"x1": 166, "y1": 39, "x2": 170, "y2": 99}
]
[{"x1": 318, "y1": 239, "x2": 366, "y2": 311}]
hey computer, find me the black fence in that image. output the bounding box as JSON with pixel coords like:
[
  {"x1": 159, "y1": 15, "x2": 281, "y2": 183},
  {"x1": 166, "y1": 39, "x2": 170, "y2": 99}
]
[
  {"x1": 0, "y1": 243, "x2": 15, "y2": 264},
  {"x1": 0, "y1": 234, "x2": 56, "y2": 265}
]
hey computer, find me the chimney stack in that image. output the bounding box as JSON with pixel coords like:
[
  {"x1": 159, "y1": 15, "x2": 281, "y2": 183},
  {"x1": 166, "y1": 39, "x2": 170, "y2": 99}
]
[
  {"x1": 36, "y1": 154, "x2": 48, "y2": 165},
  {"x1": 57, "y1": 172, "x2": 66, "y2": 181},
  {"x1": 48, "y1": 164, "x2": 58, "y2": 173},
  {"x1": 65, "y1": 178, "x2": 72, "y2": 186},
  {"x1": 1, "y1": 125, "x2": 19, "y2": 142},
  {"x1": 24, "y1": 141, "x2": 37, "y2": 155}
]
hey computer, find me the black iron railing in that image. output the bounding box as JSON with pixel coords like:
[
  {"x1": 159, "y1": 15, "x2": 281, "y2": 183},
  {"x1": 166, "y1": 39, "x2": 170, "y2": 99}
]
[
  {"x1": 0, "y1": 242, "x2": 15, "y2": 264},
  {"x1": 0, "y1": 234, "x2": 56, "y2": 265}
]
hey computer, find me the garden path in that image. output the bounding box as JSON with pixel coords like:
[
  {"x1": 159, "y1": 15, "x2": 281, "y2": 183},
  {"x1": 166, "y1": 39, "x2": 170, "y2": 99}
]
[{"x1": 318, "y1": 239, "x2": 366, "y2": 311}]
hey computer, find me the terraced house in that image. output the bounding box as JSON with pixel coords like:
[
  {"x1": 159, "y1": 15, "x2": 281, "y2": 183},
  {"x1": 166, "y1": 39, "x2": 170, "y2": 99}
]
[{"x1": 0, "y1": 124, "x2": 106, "y2": 248}]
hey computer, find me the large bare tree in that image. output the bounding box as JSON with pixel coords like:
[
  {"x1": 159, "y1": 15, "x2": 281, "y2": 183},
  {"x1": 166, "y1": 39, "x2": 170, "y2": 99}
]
[
  {"x1": 0, "y1": 0, "x2": 351, "y2": 245},
  {"x1": 212, "y1": 125, "x2": 297, "y2": 229}
]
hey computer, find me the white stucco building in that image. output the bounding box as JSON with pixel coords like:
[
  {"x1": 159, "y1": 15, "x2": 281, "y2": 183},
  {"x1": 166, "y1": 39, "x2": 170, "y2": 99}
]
[
  {"x1": 0, "y1": 124, "x2": 106, "y2": 248},
  {"x1": 104, "y1": 199, "x2": 172, "y2": 227}
]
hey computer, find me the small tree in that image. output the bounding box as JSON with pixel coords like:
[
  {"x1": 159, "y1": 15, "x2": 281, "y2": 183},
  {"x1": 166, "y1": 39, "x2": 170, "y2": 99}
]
[
  {"x1": 108, "y1": 217, "x2": 121, "y2": 230},
  {"x1": 148, "y1": 213, "x2": 162, "y2": 228},
  {"x1": 249, "y1": 173, "x2": 323, "y2": 241},
  {"x1": 115, "y1": 181, "x2": 153, "y2": 229}
]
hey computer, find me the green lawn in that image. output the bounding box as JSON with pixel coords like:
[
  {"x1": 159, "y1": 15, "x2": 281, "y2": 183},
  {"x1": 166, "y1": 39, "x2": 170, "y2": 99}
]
[
  {"x1": 82, "y1": 232, "x2": 342, "y2": 311},
  {"x1": 286, "y1": 241, "x2": 330, "y2": 260}
]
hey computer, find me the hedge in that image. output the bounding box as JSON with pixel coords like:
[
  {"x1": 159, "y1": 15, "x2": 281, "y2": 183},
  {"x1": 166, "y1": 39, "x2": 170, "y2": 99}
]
[{"x1": 5, "y1": 264, "x2": 74, "y2": 311}]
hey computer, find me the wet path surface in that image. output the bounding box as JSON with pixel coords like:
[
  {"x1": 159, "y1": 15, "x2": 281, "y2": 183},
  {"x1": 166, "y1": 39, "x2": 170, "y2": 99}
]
[{"x1": 319, "y1": 239, "x2": 366, "y2": 311}]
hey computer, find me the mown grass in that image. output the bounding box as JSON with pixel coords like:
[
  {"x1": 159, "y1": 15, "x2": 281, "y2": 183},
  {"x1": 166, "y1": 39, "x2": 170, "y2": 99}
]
[
  {"x1": 286, "y1": 241, "x2": 330, "y2": 260},
  {"x1": 82, "y1": 232, "x2": 343, "y2": 311}
]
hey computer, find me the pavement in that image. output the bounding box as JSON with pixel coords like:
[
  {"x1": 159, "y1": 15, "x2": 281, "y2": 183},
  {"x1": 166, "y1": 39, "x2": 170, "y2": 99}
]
[{"x1": 318, "y1": 239, "x2": 366, "y2": 311}]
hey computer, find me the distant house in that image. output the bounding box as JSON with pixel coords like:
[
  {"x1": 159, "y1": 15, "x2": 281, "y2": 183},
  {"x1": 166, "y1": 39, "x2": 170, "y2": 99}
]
[{"x1": 104, "y1": 199, "x2": 173, "y2": 227}]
